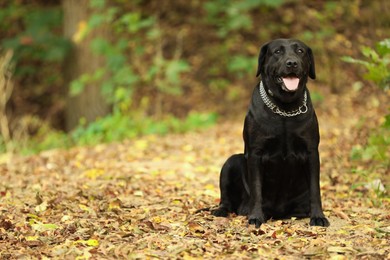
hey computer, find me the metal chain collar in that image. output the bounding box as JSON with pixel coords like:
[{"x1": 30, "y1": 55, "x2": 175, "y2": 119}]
[{"x1": 259, "y1": 81, "x2": 308, "y2": 117}]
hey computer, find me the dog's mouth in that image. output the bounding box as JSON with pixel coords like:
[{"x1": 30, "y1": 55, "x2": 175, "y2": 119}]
[{"x1": 276, "y1": 75, "x2": 300, "y2": 92}]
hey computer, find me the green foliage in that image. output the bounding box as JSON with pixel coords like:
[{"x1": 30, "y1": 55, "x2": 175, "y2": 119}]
[
  {"x1": 201, "y1": 0, "x2": 284, "y2": 85},
  {"x1": 351, "y1": 115, "x2": 390, "y2": 164},
  {"x1": 342, "y1": 39, "x2": 390, "y2": 90},
  {"x1": 117, "y1": 12, "x2": 156, "y2": 33},
  {"x1": 350, "y1": 169, "x2": 387, "y2": 207},
  {"x1": 24, "y1": 129, "x2": 70, "y2": 155},
  {"x1": 71, "y1": 1, "x2": 191, "y2": 108},
  {"x1": 1, "y1": 0, "x2": 389, "y2": 156},
  {"x1": 346, "y1": 39, "x2": 390, "y2": 170},
  {"x1": 71, "y1": 111, "x2": 217, "y2": 147},
  {"x1": 64, "y1": 0, "x2": 196, "y2": 152},
  {"x1": 0, "y1": 1, "x2": 220, "y2": 155},
  {"x1": 1, "y1": 5, "x2": 70, "y2": 78},
  {"x1": 0, "y1": 3, "x2": 69, "y2": 155},
  {"x1": 153, "y1": 58, "x2": 191, "y2": 96},
  {"x1": 227, "y1": 55, "x2": 257, "y2": 78},
  {"x1": 204, "y1": 0, "x2": 284, "y2": 37},
  {"x1": 8, "y1": 112, "x2": 218, "y2": 155},
  {"x1": 309, "y1": 91, "x2": 324, "y2": 104}
]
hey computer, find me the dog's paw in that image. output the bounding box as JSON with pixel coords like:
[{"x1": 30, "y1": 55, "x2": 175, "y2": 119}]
[
  {"x1": 211, "y1": 207, "x2": 229, "y2": 217},
  {"x1": 310, "y1": 216, "x2": 330, "y2": 227},
  {"x1": 248, "y1": 214, "x2": 266, "y2": 228},
  {"x1": 248, "y1": 218, "x2": 264, "y2": 228}
]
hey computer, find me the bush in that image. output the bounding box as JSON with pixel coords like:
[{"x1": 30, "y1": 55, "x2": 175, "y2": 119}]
[
  {"x1": 350, "y1": 115, "x2": 390, "y2": 163},
  {"x1": 343, "y1": 38, "x2": 389, "y2": 162},
  {"x1": 343, "y1": 39, "x2": 389, "y2": 194},
  {"x1": 342, "y1": 39, "x2": 390, "y2": 90},
  {"x1": 4, "y1": 112, "x2": 218, "y2": 155}
]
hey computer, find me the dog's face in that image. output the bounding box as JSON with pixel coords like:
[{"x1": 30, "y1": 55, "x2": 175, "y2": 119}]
[{"x1": 256, "y1": 39, "x2": 315, "y2": 103}]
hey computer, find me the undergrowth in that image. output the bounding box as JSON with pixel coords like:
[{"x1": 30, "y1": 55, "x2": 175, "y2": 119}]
[
  {"x1": 343, "y1": 38, "x2": 390, "y2": 203},
  {"x1": 0, "y1": 112, "x2": 218, "y2": 155},
  {"x1": 344, "y1": 38, "x2": 389, "y2": 166}
]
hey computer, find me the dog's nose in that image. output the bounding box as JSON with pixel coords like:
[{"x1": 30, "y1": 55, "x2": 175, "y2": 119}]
[{"x1": 286, "y1": 59, "x2": 298, "y2": 68}]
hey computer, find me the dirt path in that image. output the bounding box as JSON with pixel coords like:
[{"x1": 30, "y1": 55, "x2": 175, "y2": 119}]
[{"x1": 0, "y1": 89, "x2": 389, "y2": 259}]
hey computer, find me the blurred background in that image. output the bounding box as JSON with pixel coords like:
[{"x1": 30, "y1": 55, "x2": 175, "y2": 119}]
[{"x1": 0, "y1": 0, "x2": 389, "y2": 155}]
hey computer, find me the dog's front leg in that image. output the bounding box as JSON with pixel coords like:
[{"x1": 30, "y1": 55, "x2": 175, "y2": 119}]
[
  {"x1": 308, "y1": 149, "x2": 330, "y2": 227},
  {"x1": 247, "y1": 154, "x2": 266, "y2": 228}
]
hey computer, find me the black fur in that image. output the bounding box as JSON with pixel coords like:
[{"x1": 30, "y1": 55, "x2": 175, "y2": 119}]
[{"x1": 212, "y1": 39, "x2": 329, "y2": 228}]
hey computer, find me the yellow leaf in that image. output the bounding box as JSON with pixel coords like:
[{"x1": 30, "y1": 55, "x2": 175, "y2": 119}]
[
  {"x1": 72, "y1": 21, "x2": 88, "y2": 43},
  {"x1": 182, "y1": 144, "x2": 193, "y2": 152},
  {"x1": 203, "y1": 189, "x2": 219, "y2": 198},
  {"x1": 134, "y1": 190, "x2": 144, "y2": 197},
  {"x1": 195, "y1": 166, "x2": 207, "y2": 172},
  {"x1": 108, "y1": 199, "x2": 122, "y2": 210},
  {"x1": 35, "y1": 201, "x2": 48, "y2": 212},
  {"x1": 86, "y1": 239, "x2": 99, "y2": 247},
  {"x1": 152, "y1": 216, "x2": 162, "y2": 224},
  {"x1": 135, "y1": 140, "x2": 148, "y2": 150},
  {"x1": 61, "y1": 215, "x2": 72, "y2": 222},
  {"x1": 26, "y1": 236, "x2": 39, "y2": 241},
  {"x1": 74, "y1": 239, "x2": 99, "y2": 247},
  {"x1": 184, "y1": 155, "x2": 195, "y2": 163},
  {"x1": 79, "y1": 204, "x2": 95, "y2": 214},
  {"x1": 83, "y1": 168, "x2": 104, "y2": 179},
  {"x1": 31, "y1": 222, "x2": 59, "y2": 232},
  {"x1": 204, "y1": 184, "x2": 215, "y2": 190}
]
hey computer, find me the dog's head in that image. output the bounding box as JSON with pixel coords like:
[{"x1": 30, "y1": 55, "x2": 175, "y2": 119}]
[{"x1": 256, "y1": 39, "x2": 315, "y2": 102}]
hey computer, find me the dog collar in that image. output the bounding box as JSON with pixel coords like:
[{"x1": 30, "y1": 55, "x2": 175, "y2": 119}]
[{"x1": 259, "y1": 81, "x2": 308, "y2": 117}]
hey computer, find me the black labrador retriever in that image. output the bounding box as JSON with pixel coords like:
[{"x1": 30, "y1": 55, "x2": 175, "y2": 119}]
[{"x1": 211, "y1": 39, "x2": 330, "y2": 228}]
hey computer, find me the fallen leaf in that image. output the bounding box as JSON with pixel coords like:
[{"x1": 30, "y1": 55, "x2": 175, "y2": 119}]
[
  {"x1": 327, "y1": 246, "x2": 357, "y2": 254},
  {"x1": 31, "y1": 222, "x2": 59, "y2": 232}
]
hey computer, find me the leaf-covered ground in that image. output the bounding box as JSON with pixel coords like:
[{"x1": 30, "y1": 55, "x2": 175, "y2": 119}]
[{"x1": 1, "y1": 87, "x2": 389, "y2": 259}]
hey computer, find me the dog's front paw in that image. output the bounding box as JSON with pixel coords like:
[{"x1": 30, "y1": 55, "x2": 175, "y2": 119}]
[
  {"x1": 211, "y1": 207, "x2": 229, "y2": 217},
  {"x1": 248, "y1": 214, "x2": 266, "y2": 228},
  {"x1": 248, "y1": 217, "x2": 264, "y2": 228},
  {"x1": 310, "y1": 216, "x2": 330, "y2": 227}
]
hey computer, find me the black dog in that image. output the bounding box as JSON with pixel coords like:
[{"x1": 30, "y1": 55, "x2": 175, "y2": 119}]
[{"x1": 212, "y1": 39, "x2": 329, "y2": 228}]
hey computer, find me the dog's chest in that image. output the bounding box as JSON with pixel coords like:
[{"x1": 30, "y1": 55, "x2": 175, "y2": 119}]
[{"x1": 260, "y1": 123, "x2": 309, "y2": 163}]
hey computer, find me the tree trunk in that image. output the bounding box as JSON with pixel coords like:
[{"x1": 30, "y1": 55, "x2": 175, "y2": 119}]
[{"x1": 62, "y1": 0, "x2": 110, "y2": 131}]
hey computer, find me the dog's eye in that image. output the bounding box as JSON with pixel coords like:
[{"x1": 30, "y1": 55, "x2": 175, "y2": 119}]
[
  {"x1": 274, "y1": 49, "x2": 281, "y2": 54},
  {"x1": 297, "y1": 49, "x2": 304, "y2": 54}
]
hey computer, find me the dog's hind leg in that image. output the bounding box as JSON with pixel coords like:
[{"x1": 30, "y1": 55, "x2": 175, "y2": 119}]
[{"x1": 212, "y1": 154, "x2": 247, "y2": 217}]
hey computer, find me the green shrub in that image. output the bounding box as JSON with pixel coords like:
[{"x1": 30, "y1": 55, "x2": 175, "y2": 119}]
[
  {"x1": 70, "y1": 111, "x2": 218, "y2": 147},
  {"x1": 342, "y1": 38, "x2": 390, "y2": 90},
  {"x1": 204, "y1": 0, "x2": 284, "y2": 37},
  {"x1": 12, "y1": 112, "x2": 218, "y2": 155},
  {"x1": 343, "y1": 38, "x2": 390, "y2": 164},
  {"x1": 350, "y1": 115, "x2": 390, "y2": 163},
  {"x1": 1, "y1": 5, "x2": 70, "y2": 79},
  {"x1": 343, "y1": 39, "x2": 389, "y2": 191}
]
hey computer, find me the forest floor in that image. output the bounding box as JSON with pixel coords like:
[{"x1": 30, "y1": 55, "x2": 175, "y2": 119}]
[{"x1": 0, "y1": 86, "x2": 389, "y2": 259}]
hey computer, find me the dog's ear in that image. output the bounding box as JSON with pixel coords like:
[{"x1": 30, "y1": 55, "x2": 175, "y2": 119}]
[
  {"x1": 307, "y1": 47, "x2": 316, "y2": 79},
  {"x1": 256, "y1": 43, "x2": 269, "y2": 77}
]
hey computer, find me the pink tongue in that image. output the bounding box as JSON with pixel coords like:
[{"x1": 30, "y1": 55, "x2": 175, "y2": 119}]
[{"x1": 282, "y1": 77, "x2": 299, "y2": 91}]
